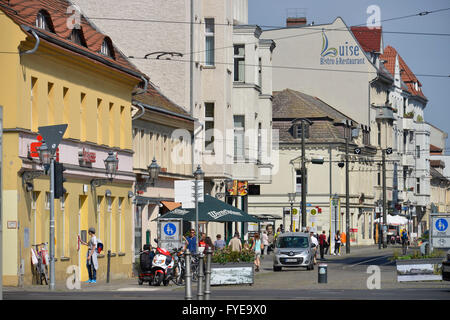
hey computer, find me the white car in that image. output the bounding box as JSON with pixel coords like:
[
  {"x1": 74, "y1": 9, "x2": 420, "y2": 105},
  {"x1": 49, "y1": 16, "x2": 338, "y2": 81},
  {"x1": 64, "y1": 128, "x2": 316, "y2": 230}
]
[{"x1": 273, "y1": 232, "x2": 315, "y2": 271}]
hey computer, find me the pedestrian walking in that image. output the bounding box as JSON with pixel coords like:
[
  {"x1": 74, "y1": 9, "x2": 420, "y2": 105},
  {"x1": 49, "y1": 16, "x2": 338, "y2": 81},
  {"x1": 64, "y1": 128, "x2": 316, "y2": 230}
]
[
  {"x1": 310, "y1": 232, "x2": 318, "y2": 264},
  {"x1": 80, "y1": 227, "x2": 98, "y2": 283},
  {"x1": 261, "y1": 231, "x2": 269, "y2": 256},
  {"x1": 334, "y1": 230, "x2": 341, "y2": 256},
  {"x1": 267, "y1": 227, "x2": 274, "y2": 254},
  {"x1": 324, "y1": 231, "x2": 331, "y2": 255},
  {"x1": 228, "y1": 232, "x2": 242, "y2": 252},
  {"x1": 214, "y1": 234, "x2": 226, "y2": 250},
  {"x1": 251, "y1": 233, "x2": 263, "y2": 272},
  {"x1": 184, "y1": 229, "x2": 197, "y2": 254},
  {"x1": 319, "y1": 230, "x2": 328, "y2": 260},
  {"x1": 401, "y1": 229, "x2": 409, "y2": 255}
]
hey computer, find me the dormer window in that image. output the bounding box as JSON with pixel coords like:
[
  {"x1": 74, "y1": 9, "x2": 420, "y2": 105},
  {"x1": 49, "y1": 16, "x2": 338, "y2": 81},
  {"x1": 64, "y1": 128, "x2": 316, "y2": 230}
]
[
  {"x1": 293, "y1": 122, "x2": 310, "y2": 139},
  {"x1": 35, "y1": 10, "x2": 54, "y2": 33},
  {"x1": 70, "y1": 28, "x2": 87, "y2": 47},
  {"x1": 100, "y1": 38, "x2": 115, "y2": 59}
]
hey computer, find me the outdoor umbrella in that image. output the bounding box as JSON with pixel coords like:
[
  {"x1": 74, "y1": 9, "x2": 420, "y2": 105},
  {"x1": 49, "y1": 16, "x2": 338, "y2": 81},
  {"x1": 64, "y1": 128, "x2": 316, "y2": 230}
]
[{"x1": 154, "y1": 194, "x2": 259, "y2": 223}]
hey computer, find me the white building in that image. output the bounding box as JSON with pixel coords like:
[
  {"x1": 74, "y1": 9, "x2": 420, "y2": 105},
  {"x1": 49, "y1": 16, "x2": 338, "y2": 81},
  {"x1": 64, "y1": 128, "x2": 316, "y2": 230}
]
[
  {"x1": 380, "y1": 46, "x2": 431, "y2": 235},
  {"x1": 72, "y1": 0, "x2": 275, "y2": 242},
  {"x1": 258, "y1": 16, "x2": 395, "y2": 245}
]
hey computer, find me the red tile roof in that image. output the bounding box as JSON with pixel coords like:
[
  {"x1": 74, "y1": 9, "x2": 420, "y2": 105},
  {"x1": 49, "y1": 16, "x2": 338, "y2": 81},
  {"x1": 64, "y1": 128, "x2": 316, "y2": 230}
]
[
  {"x1": 380, "y1": 46, "x2": 427, "y2": 100},
  {"x1": 0, "y1": 0, "x2": 144, "y2": 80},
  {"x1": 430, "y1": 144, "x2": 443, "y2": 154},
  {"x1": 350, "y1": 26, "x2": 382, "y2": 53}
]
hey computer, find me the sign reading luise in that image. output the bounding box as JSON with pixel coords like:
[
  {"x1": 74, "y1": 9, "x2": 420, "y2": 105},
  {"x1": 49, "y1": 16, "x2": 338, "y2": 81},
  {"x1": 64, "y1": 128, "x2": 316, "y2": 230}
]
[{"x1": 320, "y1": 31, "x2": 365, "y2": 65}]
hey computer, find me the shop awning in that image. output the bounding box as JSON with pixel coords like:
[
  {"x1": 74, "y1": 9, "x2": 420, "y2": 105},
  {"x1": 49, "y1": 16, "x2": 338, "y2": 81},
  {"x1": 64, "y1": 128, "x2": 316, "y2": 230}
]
[
  {"x1": 160, "y1": 201, "x2": 182, "y2": 211},
  {"x1": 154, "y1": 195, "x2": 259, "y2": 223}
]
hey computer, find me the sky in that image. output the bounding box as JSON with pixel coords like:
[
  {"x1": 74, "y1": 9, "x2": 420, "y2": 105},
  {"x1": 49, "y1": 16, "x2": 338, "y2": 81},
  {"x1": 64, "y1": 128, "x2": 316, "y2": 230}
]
[{"x1": 248, "y1": 0, "x2": 450, "y2": 154}]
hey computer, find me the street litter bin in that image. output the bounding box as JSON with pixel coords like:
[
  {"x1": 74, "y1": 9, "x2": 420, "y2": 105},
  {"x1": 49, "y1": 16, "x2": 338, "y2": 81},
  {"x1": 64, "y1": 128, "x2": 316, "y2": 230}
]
[{"x1": 318, "y1": 264, "x2": 327, "y2": 283}]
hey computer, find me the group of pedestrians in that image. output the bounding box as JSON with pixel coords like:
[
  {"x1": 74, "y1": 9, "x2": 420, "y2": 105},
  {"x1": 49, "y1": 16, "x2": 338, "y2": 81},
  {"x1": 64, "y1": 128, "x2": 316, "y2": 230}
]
[{"x1": 309, "y1": 229, "x2": 343, "y2": 262}]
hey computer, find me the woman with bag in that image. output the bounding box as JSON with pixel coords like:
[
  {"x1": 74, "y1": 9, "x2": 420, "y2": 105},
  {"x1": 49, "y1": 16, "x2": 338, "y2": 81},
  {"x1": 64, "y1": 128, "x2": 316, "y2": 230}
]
[
  {"x1": 80, "y1": 227, "x2": 99, "y2": 283},
  {"x1": 334, "y1": 230, "x2": 341, "y2": 256},
  {"x1": 251, "y1": 233, "x2": 263, "y2": 272}
]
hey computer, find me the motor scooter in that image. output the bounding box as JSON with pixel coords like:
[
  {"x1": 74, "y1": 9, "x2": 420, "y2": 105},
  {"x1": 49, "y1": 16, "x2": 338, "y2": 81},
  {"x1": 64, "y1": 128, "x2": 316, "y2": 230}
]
[{"x1": 151, "y1": 241, "x2": 175, "y2": 286}]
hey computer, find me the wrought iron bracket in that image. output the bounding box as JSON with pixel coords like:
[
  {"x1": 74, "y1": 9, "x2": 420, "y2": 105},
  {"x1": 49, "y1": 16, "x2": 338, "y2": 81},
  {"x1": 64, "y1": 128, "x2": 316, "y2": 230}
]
[{"x1": 90, "y1": 178, "x2": 112, "y2": 190}]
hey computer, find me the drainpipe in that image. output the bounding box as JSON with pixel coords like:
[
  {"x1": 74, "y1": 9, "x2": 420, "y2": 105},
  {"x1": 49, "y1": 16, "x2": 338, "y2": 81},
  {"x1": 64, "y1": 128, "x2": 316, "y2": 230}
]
[
  {"x1": 132, "y1": 102, "x2": 146, "y2": 121},
  {"x1": 132, "y1": 76, "x2": 149, "y2": 96},
  {"x1": 20, "y1": 26, "x2": 40, "y2": 55}
]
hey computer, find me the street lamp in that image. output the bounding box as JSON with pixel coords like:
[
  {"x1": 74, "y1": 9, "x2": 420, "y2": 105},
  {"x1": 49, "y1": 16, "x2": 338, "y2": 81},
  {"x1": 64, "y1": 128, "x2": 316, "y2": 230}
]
[
  {"x1": 148, "y1": 157, "x2": 161, "y2": 183},
  {"x1": 194, "y1": 165, "x2": 204, "y2": 251},
  {"x1": 91, "y1": 151, "x2": 119, "y2": 189},
  {"x1": 38, "y1": 142, "x2": 51, "y2": 168},
  {"x1": 288, "y1": 193, "x2": 296, "y2": 232}
]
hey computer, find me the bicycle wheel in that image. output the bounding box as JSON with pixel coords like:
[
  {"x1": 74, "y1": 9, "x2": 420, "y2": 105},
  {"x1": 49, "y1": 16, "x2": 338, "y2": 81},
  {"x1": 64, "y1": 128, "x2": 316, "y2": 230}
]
[
  {"x1": 41, "y1": 264, "x2": 49, "y2": 285},
  {"x1": 191, "y1": 263, "x2": 199, "y2": 282},
  {"x1": 173, "y1": 265, "x2": 185, "y2": 286}
]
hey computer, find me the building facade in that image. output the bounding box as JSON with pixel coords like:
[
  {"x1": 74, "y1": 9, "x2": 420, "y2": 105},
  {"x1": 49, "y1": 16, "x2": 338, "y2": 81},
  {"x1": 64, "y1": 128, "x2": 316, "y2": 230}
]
[{"x1": 1, "y1": 0, "x2": 145, "y2": 285}]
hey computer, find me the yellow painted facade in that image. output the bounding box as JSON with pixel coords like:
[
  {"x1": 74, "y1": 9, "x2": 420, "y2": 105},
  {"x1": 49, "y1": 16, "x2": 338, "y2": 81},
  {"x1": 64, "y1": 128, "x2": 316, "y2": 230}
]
[{"x1": 1, "y1": 12, "x2": 140, "y2": 285}]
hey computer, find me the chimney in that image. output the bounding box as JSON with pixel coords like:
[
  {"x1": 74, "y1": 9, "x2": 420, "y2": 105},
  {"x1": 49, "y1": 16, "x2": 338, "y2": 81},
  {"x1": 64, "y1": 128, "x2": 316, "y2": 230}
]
[{"x1": 286, "y1": 17, "x2": 307, "y2": 27}]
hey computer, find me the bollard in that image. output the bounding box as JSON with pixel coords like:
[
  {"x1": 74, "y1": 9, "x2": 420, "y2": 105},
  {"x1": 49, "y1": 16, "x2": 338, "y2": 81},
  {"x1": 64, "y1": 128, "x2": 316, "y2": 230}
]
[
  {"x1": 107, "y1": 250, "x2": 111, "y2": 283},
  {"x1": 197, "y1": 252, "x2": 205, "y2": 300},
  {"x1": 318, "y1": 264, "x2": 327, "y2": 283},
  {"x1": 204, "y1": 248, "x2": 212, "y2": 300},
  {"x1": 185, "y1": 249, "x2": 192, "y2": 300}
]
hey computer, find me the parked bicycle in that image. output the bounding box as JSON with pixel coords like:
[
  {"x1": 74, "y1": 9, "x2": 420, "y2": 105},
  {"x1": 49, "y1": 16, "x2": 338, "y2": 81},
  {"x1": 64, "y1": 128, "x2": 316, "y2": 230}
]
[{"x1": 31, "y1": 243, "x2": 49, "y2": 285}]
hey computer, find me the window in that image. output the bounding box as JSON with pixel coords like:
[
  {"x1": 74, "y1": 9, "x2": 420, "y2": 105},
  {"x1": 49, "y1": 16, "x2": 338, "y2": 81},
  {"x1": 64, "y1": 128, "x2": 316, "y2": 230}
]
[
  {"x1": 294, "y1": 122, "x2": 309, "y2": 139},
  {"x1": 377, "y1": 122, "x2": 381, "y2": 146},
  {"x1": 257, "y1": 122, "x2": 262, "y2": 164},
  {"x1": 258, "y1": 57, "x2": 262, "y2": 87},
  {"x1": 48, "y1": 82, "x2": 54, "y2": 125},
  {"x1": 204, "y1": 103, "x2": 215, "y2": 152},
  {"x1": 35, "y1": 10, "x2": 54, "y2": 32},
  {"x1": 416, "y1": 145, "x2": 420, "y2": 158},
  {"x1": 205, "y1": 18, "x2": 215, "y2": 66},
  {"x1": 295, "y1": 169, "x2": 307, "y2": 193},
  {"x1": 45, "y1": 192, "x2": 50, "y2": 210},
  {"x1": 234, "y1": 115, "x2": 245, "y2": 160},
  {"x1": 377, "y1": 165, "x2": 381, "y2": 186},
  {"x1": 100, "y1": 38, "x2": 115, "y2": 59},
  {"x1": 233, "y1": 45, "x2": 245, "y2": 82},
  {"x1": 416, "y1": 178, "x2": 420, "y2": 194},
  {"x1": 403, "y1": 167, "x2": 408, "y2": 190},
  {"x1": 70, "y1": 28, "x2": 87, "y2": 47}
]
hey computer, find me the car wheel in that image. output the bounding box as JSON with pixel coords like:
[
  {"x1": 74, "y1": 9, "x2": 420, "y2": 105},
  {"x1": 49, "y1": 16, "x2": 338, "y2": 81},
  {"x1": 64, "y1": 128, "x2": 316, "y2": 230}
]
[{"x1": 273, "y1": 266, "x2": 282, "y2": 272}]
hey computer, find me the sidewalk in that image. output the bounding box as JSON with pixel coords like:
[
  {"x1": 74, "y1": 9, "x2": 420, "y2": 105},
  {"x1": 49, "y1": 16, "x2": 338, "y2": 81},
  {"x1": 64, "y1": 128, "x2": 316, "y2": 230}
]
[{"x1": 4, "y1": 244, "x2": 396, "y2": 293}]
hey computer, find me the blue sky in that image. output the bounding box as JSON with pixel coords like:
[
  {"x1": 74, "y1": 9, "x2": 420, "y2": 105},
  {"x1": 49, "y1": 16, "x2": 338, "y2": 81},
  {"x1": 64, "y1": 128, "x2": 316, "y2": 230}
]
[{"x1": 248, "y1": 0, "x2": 450, "y2": 153}]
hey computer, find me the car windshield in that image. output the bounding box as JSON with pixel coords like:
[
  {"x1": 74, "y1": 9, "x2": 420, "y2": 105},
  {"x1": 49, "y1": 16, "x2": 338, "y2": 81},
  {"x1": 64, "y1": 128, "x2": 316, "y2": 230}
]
[{"x1": 276, "y1": 236, "x2": 309, "y2": 248}]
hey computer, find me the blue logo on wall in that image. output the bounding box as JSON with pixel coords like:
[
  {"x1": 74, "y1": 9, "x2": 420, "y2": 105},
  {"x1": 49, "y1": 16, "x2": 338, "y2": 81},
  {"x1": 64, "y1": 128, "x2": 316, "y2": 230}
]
[
  {"x1": 164, "y1": 223, "x2": 177, "y2": 236},
  {"x1": 435, "y1": 219, "x2": 448, "y2": 232}
]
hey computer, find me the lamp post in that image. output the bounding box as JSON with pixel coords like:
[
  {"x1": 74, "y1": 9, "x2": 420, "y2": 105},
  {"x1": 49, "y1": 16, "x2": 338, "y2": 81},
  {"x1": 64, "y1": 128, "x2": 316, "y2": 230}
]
[
  {"x1": 288, "y1": 193, "x2": 296, "y2": 232},
  {"x1": 37, "y1": 142, "x2": 55, "y2": 290},
  {"x1": 148, "y1": 157, "x2": 161, "y2": 184},
  {"x1": 194, "y1": 165, "x2": 204, "y2": 251}
]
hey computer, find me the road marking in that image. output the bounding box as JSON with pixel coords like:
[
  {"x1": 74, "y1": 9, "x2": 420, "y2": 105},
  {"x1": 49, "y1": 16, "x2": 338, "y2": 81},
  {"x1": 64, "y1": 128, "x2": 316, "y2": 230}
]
[
  {"x1": 346, "y1": 255, "x2": 391, "y2": 268},
  {"x1": 116, "y1": 287, "x2": 160, "y2": 292}
]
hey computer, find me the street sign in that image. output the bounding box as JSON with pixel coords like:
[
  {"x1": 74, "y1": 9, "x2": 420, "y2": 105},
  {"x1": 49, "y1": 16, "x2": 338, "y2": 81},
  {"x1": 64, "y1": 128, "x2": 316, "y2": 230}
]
[
  {"x1": 310, "y1": 208, "x2": 317, "y2": 216},
  {"x1": 158, "y1": 218, "x2": 183, "y2": 251},
  {"x1": 431, "y1": 215, "x2": 450, "y2": 248},
  {"x1": 175, "y1": 180, "x2": 204, "y2": 208},
  {"x1": 38, "y1": 124, "x2": 68, "y2": 156}
]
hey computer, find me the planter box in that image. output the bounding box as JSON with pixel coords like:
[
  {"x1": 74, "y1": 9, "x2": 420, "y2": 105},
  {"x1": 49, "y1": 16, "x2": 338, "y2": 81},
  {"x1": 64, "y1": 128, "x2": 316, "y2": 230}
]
[
  {"x1": 210, "y1": 262, "x2": 254, "y2": 286},
  {"x1": 396, "y1": 258, "x2": 443, "y2": 282}
]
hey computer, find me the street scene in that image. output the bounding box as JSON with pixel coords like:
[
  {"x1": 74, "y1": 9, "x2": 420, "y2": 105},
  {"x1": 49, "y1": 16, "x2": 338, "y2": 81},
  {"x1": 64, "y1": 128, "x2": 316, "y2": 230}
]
[{"x1": 1, "y1": 0, "x2": 450, "y2": 306}]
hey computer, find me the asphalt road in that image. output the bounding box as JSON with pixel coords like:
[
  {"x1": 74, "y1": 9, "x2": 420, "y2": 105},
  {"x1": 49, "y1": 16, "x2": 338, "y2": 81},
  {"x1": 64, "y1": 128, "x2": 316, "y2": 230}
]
[{"x1": 3, "y1": 245, "x2": 450, "y2": 300}]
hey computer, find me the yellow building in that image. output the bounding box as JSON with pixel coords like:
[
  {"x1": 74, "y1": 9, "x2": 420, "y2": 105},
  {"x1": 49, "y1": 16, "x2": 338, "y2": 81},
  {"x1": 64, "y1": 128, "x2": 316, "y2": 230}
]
[{"x1": 1, "y1": 0, "x2": 145, "y2": 286}]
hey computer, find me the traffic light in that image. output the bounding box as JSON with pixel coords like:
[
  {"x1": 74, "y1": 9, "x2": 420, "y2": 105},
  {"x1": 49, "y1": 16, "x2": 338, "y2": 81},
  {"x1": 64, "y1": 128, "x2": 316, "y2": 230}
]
[{"x1": 54, "y1": 162, "x2": 66, "y2": 199}]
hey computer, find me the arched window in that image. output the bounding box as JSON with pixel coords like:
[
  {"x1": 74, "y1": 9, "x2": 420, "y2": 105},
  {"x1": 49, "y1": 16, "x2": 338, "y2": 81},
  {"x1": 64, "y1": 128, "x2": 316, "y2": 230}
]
[
  {"x1": 35, "y1": 10, "x2": 55, "y2": 33},
  {"x1": 70, "y1": 28, "x2": 87, "y2": 47},
  {"x1": 100, "y1": 37, "x2": 115, "y2": 59}
]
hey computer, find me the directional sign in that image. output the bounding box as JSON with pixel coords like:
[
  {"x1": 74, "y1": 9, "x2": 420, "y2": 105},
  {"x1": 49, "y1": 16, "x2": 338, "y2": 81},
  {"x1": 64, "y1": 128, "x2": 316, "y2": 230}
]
[{"x1": 38, "y1": 124, "x2": 68, "y2": 155}]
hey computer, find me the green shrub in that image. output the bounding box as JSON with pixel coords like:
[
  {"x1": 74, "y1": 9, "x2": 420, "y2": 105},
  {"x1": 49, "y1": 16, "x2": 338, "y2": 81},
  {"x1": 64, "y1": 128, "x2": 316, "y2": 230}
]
[{"x1": 212, "y1": 246, "x2": 255, "y2": 264}]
